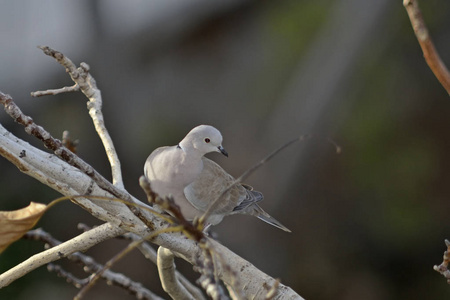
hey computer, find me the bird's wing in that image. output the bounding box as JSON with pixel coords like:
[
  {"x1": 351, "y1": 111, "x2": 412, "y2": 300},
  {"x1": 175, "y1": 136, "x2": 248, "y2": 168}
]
[
  {"x1": 184, "y1": 158, "x2": 263, "y2": 216},
  {"x1": 184, "y1": 158, "x2": 242, "y2": 213}
]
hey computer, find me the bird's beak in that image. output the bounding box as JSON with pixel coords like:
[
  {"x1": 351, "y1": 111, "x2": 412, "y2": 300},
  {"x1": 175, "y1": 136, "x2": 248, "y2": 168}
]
[{"x1": 218, "y1": 145, "x2": 228, "y2": 157}]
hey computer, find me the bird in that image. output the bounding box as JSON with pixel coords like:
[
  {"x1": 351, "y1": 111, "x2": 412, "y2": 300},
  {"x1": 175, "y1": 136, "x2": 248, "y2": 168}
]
[{"x1": 144, "y1": 125, "x2": 290, "y2": 232}]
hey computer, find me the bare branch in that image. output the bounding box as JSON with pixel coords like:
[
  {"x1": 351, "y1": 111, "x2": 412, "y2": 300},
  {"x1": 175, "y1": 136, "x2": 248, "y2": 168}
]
[
  {"x1": 404, "y1": 0, "x2": 450, "y2": 95},
  {"x1": 214, "y1": 249, "x2": 244, "y2": 300},
  {"x1": 124, "y1": 233, "x2": 206, "y2": 300},
  {"x1": 203, "y1": 238, "x2": 301, "y2": 299},
  {"x1": 25, "y1": 228, "x2": 164, "y2": 300},
  {"x1": 35, "y1": 46, "x2": 124, "y2": 188},
  {"x1": 158, "y1": 247, "x2": 195, "y2": 300},
  {"x1": 0, "y1": 122, "x2": 124, "y2": 225},
  {"x1": 30, "y1": 84, "x2": 79, "y2": 97},
  {"x1": 74, "y1": 228, "x2": 179, "y2": 300},
  {"x1": 47, "y1": 263, "x2": 89, "y2": 288},
  {"x1": 0, "y1": 91, "x2": 155, "y2": 231},
  {"x1": 195, "y1": 245, "x2": 230, "y2": 300},
  {"x1": 0, "y1": 223, "x2": 123, "y2": 287}
]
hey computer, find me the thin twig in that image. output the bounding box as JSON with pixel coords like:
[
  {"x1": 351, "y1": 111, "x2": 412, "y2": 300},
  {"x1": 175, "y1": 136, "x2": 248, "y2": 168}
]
[
  {"x1": 30, "y1": 84, "x2": 79, "y2": 97},
  {"x1": 404, "y1": 0, "x2": 450, "y2": 95},
  {"x1": 47, "y1": 263, "x2": 90, "y2": 288}
]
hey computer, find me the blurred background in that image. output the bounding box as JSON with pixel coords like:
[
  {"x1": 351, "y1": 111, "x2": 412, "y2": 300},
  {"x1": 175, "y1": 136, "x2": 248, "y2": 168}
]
[{"x1": 1, "y1": 0, "x2": 450, "y2": 299}]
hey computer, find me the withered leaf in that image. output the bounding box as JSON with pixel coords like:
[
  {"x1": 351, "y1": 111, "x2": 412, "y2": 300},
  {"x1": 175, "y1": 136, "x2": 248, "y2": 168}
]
[{"x1": 0, "y1": 202, "x2": 47, "y2": 254}]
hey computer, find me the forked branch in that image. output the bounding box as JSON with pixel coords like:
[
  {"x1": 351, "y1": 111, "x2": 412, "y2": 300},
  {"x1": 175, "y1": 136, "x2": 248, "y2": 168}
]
[{"x1": 32, "y1": 46, "x2": 124, "y2": 188}]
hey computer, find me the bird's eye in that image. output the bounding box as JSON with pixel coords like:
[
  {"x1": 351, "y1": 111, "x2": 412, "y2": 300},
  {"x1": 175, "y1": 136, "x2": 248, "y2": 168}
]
[{"x1": 204, "y1": 138, "x2": 210, "y2": 143}]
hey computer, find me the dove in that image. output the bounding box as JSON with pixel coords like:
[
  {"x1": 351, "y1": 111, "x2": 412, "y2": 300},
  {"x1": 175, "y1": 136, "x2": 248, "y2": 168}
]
[{"x1": 144, "y1": 125, "x2": 290, "y2": 232}]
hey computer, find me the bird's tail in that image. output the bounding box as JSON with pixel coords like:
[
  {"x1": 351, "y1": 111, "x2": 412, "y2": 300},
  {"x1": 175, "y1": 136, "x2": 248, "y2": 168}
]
[{"x1": 250, "y1": 204, "x2": 291, "y2": 232}]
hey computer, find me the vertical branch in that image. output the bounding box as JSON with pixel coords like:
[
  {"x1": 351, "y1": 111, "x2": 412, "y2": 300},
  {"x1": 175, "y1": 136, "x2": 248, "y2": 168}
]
[
  {"x1": 403, "y1": 0, "x2": 450, "y2": 95},
  {"x1": 33, "y1": 46, "x2": 124, "y2": 188}
]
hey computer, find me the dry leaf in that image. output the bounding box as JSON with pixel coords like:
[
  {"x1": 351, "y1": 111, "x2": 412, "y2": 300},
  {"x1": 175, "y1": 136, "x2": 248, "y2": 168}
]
[{"x1": 0, "y1": 202, "x2": 47, "y2": 254}]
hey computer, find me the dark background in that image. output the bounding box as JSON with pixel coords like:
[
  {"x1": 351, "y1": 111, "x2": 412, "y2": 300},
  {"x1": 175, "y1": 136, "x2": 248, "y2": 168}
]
[{"x1": 1, "y1": 0, "x2": 450, "y2": 299}]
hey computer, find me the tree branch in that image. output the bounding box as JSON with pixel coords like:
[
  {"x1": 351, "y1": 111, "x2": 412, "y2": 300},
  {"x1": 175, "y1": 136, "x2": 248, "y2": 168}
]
[
  {"x1": 404, "y1": 0, "x2": 450, "y2": 95},
  {"x1": 30, "y1": 84, "x2": 80, "y2": 97},
  {"x1": 0, "y1": 91, "x2": 155, "y2": 231},
  {"x1": 0, "y1": 223, "x2": 123, "y2": 287},
  {"x1": 25, "y1": 228, "x2": 163, "y2": 300},
  {"x1": 124, "y1": 233, "x2": 206, "y2": 300},
  {"x1": 34, "y1": 46, "x2": 124, "y2": 188},
  {"x1": 47, "y1": 263, "x2": 90, "y2": 288},
  {"x1": 81, "y1": 225, "x2": 206, "y2": 299}
]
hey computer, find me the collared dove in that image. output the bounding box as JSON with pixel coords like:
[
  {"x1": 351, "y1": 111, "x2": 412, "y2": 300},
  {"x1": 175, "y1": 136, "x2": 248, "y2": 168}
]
[{"x1": 144, "y1": 125, "x2": 290, "y2": 232}]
